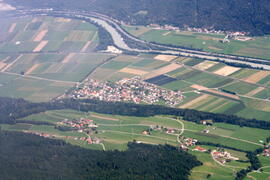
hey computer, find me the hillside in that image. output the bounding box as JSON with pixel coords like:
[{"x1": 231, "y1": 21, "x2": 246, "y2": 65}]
[
  {"x1": 5, "y1": 0, "x2": 270, "y2": 35},
  {"x1": 0, "y1": 130, "x2": 201, "y2": 180}
]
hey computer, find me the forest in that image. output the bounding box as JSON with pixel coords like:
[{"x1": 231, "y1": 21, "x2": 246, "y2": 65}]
[
  {"x1": 5, "y1": 0, "x2": 270, "y2": 36},
  {"x1": 0, "y1": 130, "x2": 201, "y2": 180}
]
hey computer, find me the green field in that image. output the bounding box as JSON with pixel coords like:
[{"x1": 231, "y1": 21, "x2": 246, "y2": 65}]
[
  {"x1": 1, "y1": 108, "x2": 269, "y2": 179},
  {"x1": 0, "y1": 16, "x2": 114, "y2": 102},
  {"x1": 123, "y1": 25, "x2": 270, "y2": 60}
]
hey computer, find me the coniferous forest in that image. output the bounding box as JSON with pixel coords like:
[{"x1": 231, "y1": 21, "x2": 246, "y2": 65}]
[{"x1": 0, "y1": 130, "x2": 201, "y2": 180}]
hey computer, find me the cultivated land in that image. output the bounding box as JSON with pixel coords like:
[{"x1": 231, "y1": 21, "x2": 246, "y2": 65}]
[
  {"x1": 0, "y1": 15, "x2": 270, "y2": 180},
  {"x1": 0, "y1": 16, "x2": 113, "y2": 102}
]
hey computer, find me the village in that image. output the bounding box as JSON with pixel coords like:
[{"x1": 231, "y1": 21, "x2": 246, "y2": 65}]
[{"x1": 69, "y1": 77, "x2": 184, "y2": 107}]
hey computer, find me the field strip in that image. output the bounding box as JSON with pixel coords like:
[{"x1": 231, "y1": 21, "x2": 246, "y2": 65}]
[
  {"x1": 91, "y1": 114, "x2": 119, "y2": 121},
  {"x1": 154, "y1": 54, "x2": 178, "y2": 62},
  {"x1": 33, "y1": 40, "x2": 48, "y2": 52},
  {"x1": 210, "y1": 101, "x2": 230, "y2": 112},
  {"x1": 25, "y1": 64, "x2": 40, "y2": 75},
  {"x1": 33, "y1": 29, "x2": 48, "y2": 42},
  {"x1": 191, "y1": 84, "x2": 240, "y2": 100},
  {"x1": 8, "y1": 23, "x2": 16, "y2": 33},
  {"x1": 194, "y1": 60, "x2": 218, "y2": 70},
  {"x1": 0, "y1": 71, "x2": 78, "y2": 84},
  {"x1": 179, "y1": 94, "x2": 210, "y2": 108},
  {"x1": 245, "y1": 87, "x2": 265, "y2": 96},
  {"x1": 119, "y1": 67, "x2": 148, "y2": 75},
  {"x1": 163, "y1": 31, "x2": 171, "y2": 36},
  {"x1": 214, "y1": 66, "x2": 241, "y2": 76},
  {"x1": 244, "y1": 71, "x2": 270, "y2": 83},
  {"x1": 153, "y1": 63, "x2": 182, "y2": 75},
  {"x1": 1, "y1": 55, "x2": 23, "y2": 72},
  {"x1": 81, "y1": 41, "x2": 92, "y2": 52},
  {"x1": 0, "y1": 62, "x2": 7, "y2": 71},
  {"x1": 62, "y1": 53, "x2": 76, "y2": 63}
]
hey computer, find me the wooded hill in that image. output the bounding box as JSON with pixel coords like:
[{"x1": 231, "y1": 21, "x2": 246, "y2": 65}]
[
  {"x1": 0, "y1": 130, "x2": 201, "y2": 180},
  {"x1": 6, "y1": 0, "x2": 270, "y2": 35}
]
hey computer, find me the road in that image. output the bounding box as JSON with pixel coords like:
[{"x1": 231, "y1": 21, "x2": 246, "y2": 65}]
[{"x1": 8, "y1": 9, "x2": 270, "y2": 70}]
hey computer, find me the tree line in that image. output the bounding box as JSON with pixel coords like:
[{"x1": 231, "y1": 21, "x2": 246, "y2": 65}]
[{"x1": 1, "y1": 97, "x2": 270, "y2": 130}]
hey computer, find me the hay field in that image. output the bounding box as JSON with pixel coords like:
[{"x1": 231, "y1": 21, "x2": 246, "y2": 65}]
[
  {"x1": 119, "y1": 67, "x2": 148, "y2": 76},
  {"x1": 244, "y1": 71, "x2": 270, "y2": 83},
  {"x1": 154, "y1": 55, "x2": 178, "y2": 62},
  {"x1": 194, "y1": 60, "x2": 218, "y2": 70},
  {"x1": 214, "y1": 66, "x2": 240, "y2": 76},
  {"x1": 33, "y1": 40, "x2": 48, "y2": 52},
  {"x1": 33, "y1": 29, "x2": 48, "y2": 42}
]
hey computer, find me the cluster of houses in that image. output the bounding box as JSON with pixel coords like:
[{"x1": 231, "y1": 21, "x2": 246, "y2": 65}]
[
  {"x1": 141, "y1": 125, "x2": 179, "y2": 136},
  {"x1": 212, "y1": 149, "x2": 239, "y2": 164},
  {"x1": 262, "y1": 148, "x2": 270, "y2": 157},
  {"x1": 179, "y1": 136, "x2": 198, "y2": 151},
  {"x1": 57, "y1": 118, "x2": 98, "y2": 130},
  {"x1": 70, "y1": 77, "x2": 184, "y2": 107}
]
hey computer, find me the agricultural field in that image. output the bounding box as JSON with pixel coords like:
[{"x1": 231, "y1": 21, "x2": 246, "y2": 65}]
[
  {"x1": 1, "y1": 109, "x2": 269, "y2": 179},
  {"x1": 88, "y1": 50, "x2": 270, "y2": 121},
  {"x1": 123, "y1": 25, "x2": 270, "y2": 60},
  {"x1": 0, "y1": 16, "x2": 115, "y2": 102}
]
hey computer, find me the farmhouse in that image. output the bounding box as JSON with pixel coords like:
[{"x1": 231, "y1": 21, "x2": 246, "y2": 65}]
[{"x1": 193, "y1": 146, "x2": 207, "y2": 152}]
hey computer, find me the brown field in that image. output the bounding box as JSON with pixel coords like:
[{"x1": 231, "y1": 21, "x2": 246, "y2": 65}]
[
  {"x1": 33, "y1": 29, "x2": 48, "y2": 42},
  {"x1": 0, "y1": 62, "x2": 7, "y2": 70},
  {"x1": 25, "y1": 64, "x2": 40, "y2": 75},
  {"x1": 194, "y1": 61, "x2": 218, "y2": 70},
  {"x1": 31, "y1": 17, "x2": 38, "y2": 23},
  {"x1": 154, "y1": 63, "x2": 182, "y2": 74},
  {"x1": 33, "y1": 41, "x2": 48, "y2": 52},
  {"x1": 190, "y1": 84, "x2": 209, "y2": 91},
  {"x1": 55, "y1": 18, "x2": 71, "y2": 22},
  {"x1": 191, "y1": 84, "x2": 240, "y2": 100},
  {"x1": 214, "y1": 66, "x2": 240, "y2": 76},
  {"x1": 206, "y1": 89, "x2": 240, "y2": 100},
  {"x1": 244, "y1": 71, "x2": 270, "y2": 83},
  {"x1": 8, "y1": 23, "x2": 16, "y2": 33},
  {"x1": 154, "y1": 55, "x2": 178, "y2": 62},
  {"x1": 246, "y1": 87, "x2": 265, "y2": 96},
  {"x1": 91, "y1": 114, "x2": 119, "y2": 121},
  {"x1": 81, "y1": 41, "x2": 92, "y2": 52},
  {"x1": 179, "y1": 94, "x2": 210, "y2": 108},
  {"x1": 119, "y1": 67, "x2": 148, "y2": 76},
  {"x1": 1, "y1": 55, "x2": 23, "y2": 72},
  {"x1": 62, "y1": 53, "x2": 75, "y2": 63}
]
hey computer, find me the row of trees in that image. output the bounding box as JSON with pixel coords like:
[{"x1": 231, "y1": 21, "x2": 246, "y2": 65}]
[{"x1": 1, "y1": 97, "x2": 270, "y2": 130}]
